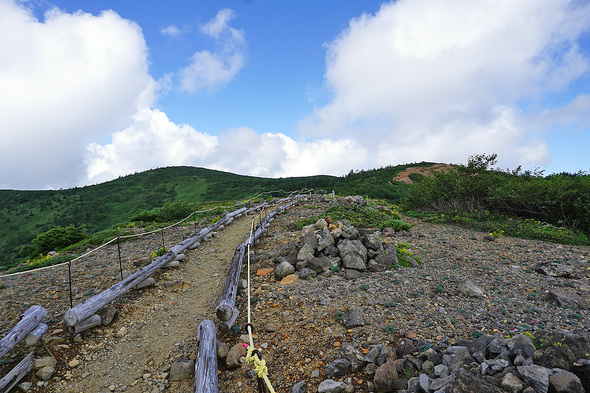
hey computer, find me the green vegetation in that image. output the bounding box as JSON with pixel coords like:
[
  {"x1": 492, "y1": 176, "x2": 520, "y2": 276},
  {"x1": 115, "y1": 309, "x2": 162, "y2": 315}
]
[
  {"x1": 0, "y1": 164, "x2": 428, "y2": 268},
  {"x1": 406, "y1": 153, "x2": 590, "y2": 245},
  {"x1": 295, "y1": 203, "x2": 406, "y2": 230}
]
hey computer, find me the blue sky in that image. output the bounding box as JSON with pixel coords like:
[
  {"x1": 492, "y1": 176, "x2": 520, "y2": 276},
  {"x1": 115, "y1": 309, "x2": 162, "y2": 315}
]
[{"x1": 1, "y1": 0, "x2": 589, "y2": 189}]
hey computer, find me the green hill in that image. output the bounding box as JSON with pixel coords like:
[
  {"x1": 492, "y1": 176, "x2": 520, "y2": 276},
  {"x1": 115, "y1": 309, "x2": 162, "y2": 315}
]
[{"x1": 0, "y1": 164, "x2": 431, "y2": 267}]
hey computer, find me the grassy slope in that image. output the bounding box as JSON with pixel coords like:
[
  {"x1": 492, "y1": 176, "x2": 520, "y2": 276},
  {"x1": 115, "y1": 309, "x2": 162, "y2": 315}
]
[{"x1": 0, "y1": 163, "x2": 433, "y2": 266}]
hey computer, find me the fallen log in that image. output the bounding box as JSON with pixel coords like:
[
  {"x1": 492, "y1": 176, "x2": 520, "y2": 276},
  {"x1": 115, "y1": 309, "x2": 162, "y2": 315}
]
[
  {"x1": 63, "y1": 207, "x2": 248, "y2": 327},
  {"x1": 216, "y1": 245, "x2": 245, "y2": 321},
  {"x1": 74, "y1": 315, "x2": 102, "y2": 334},
  {"x1": 0, "y1": 351, "x2": 34, "y2": 392},
  {"x1": 0, "y1": 306, "x2": 46, "y2": 358},
  {"x1": 24, "y1": 323, "x2": 48, "y2": 347},
  {"x1": 194, "y1": 320, "x2": 218, "y2": 393},
  {"x1": 218, "y1": 308, "x2": 239, "y2": 333}
]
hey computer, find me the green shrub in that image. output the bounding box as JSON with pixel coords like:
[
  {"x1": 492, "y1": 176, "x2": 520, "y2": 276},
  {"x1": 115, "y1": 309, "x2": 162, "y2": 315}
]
[
  {"x1": 408, "y1": 172, "x2": 426, "y2": 183},
  {"x1": 379, "y1": 219, "x2": 412, "y2": 232},
  {"x1": 20, "y1": 225, "x2": 86, "y2": 258}
]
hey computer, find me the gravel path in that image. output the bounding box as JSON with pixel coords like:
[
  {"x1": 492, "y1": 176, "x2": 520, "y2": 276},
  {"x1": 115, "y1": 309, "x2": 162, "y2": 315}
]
[{"x1": 1, "y1": 200, "x2": 589, "y2": 393}]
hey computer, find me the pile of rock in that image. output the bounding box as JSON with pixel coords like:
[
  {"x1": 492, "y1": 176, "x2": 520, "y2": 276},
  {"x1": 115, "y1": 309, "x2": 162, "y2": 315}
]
[
  {"x1": 314, "y1": 329, "x2": 590, "y2": 393},
  {"x1": 273, "y1": 218, "x2": 416, "y2": 282}
]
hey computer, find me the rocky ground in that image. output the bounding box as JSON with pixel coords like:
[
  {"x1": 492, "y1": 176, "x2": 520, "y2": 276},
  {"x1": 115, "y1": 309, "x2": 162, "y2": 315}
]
[{"x1": 1, "y1": 197, "x2": 590, "y2": 393}]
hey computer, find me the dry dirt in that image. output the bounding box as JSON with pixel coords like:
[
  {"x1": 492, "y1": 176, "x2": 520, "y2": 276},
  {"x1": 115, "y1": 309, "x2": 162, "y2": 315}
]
[{"x1": 391, "y1": 164, "x2": 453, "y2": 184}]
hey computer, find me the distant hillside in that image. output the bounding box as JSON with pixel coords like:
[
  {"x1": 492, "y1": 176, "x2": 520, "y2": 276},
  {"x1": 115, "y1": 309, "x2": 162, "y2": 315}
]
[{"x1": 0, "y1": 163, "x2": 435, "y2": 267}]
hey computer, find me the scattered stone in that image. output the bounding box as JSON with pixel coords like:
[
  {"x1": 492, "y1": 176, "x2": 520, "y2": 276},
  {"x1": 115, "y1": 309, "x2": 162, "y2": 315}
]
[
  {"x1": 373, "y1": 361, "x2": 398, "y2": 393},
  {"x1": 517, "y1": 365, "x2": 549, "y2": 393},
  {"x1": 226, "y1": 342, "x2": 247, "y2": 369},
  {"x1": 458, "y1": 280, "x2": 485, "y2": 298},
  {"x1": 98, "y1": 304, "x2": 119, "y2": 326},
  {"x1": 169, "y1": 358, "x2": 195, "y2": 381},
  {"x1": 534, "y1": 262, "x2": 575, "y2": 278},
  {"x1": 280, "y1": 274, "x2": 299, "y2": 285},
  {"x1": 549, "y1": 370, "x2": 584, "y2": 393},
  {"x1": 275, "y1": 261, "x2": 296, "y2": 280},
  {"x1": 546, "y1": 289, "x2": 584, "y2": 308},
  {"x1": 35, "y1": 366, "x2": 55, "y2": 381},
  {"x1": 341, "y1": 309, "x2": 365, "y2": 328}
]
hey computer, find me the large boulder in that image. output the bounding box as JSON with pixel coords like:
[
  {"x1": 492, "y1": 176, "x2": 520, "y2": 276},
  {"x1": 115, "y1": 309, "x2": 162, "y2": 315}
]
[
  {"x1": 374, "y1": 244, "x2": 398, "y2": 267},
  {"x1": 337, "y1": 239, "x2": 368, "y2": 271}
]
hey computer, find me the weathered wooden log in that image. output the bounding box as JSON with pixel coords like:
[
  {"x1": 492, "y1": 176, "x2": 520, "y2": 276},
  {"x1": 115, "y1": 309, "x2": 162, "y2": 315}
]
[
  {"x1": 0, "y1": 351, "x2": 34, "y2": 392},
  {"x1": 218, "y1": 308, "x2": 239, "y2": 333},
  {"x1": 74, "y1": 315, "x2": 102, "y2": 334},
  {"x1": 24, "y1": 323, "x2": 48, "y2": 347},
  {"x1": 63, "y1": 206, "x2": 248, "y2": 327},
  {"x1": 194, "y1": 320, "x2": 218, "y2": 393},
  {"x1": 135, "y1": 277, "x2": 156, "y2": 289},
  {"x1": 216, "y1": 245, "x2": 245, "y2": 321},
  {"x1": 0, "y1": 306, "x2": 46, "y2": 358}
]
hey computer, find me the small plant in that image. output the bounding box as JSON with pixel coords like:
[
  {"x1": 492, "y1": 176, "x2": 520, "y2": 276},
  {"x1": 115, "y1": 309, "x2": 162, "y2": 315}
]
[
  {"x1": 434, "y1": 283, "x2": 445, "y2": 293},
  {"x1": 381, "y1": 324, "x2": 397, "y2": 334},
  {"x1": 330, "y1": 265, "x2": 341, "y2": 273},
  {"x1": 151, "y1": 247, "x2": 168, "y2": 258},
  {"x1": 489, "y1": 230, "x2": 505, "y2": 239},
  {"x1": 384, "y1": 301, "x2": 396, "y2": 308},
  {"x1": 334, "y1": 310, "x2": 343, "y2": 321},
  {"x1": 471, "y1": 330, "x2": 483, "y2": 338},
  {"x1": 359, "y1": 284, "x2": 369, "y2": 291}
]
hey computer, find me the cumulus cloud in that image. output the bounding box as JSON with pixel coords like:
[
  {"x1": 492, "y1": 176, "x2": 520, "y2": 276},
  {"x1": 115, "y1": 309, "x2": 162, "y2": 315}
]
[
  {"x1": 85, "y1": 109, "x2": 367, "y2": 183},
  {"x1": 299, "y1": 0, "x2": 590, "y2": 170},
  {"x1": 179, "y1": 9, "x2": 246, "y2": 93},
  {"x1": 0, "y1": 0, "x2": 154, "y2": 189}
]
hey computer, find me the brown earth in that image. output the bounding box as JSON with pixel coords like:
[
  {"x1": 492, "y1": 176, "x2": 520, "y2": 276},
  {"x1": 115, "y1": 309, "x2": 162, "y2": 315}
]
[{"x1": 391, "y1": 164, "x2": 453, "y2": 184}]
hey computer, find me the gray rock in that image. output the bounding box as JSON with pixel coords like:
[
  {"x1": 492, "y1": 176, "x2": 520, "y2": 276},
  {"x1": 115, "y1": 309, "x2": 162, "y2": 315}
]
[
  {"x1": 341, "y1": 309, "x2": 365, "y2": 328},
  {"x1": 292, "y1": 380, "x2": 306, "y2": 393},
  {"x1": 419, "y1": 373, "x2": 433, "y2": 392},
  {"x1": 34, "y1": 357, "x2": 56, "y2": 370},
  {"x1": 217, "y1": 341, "x2": 229, "y2": 359},
  {"x1": 341, "y1": 225, "x2": 360, "y2": 240},
  {"x1": 317, "y1": 229, "x2": 335, "y2": 252},
  {"x1": 309, "y1": 256, "x2": 331, "y2": 273},
  {"x1": 297, "y1": 243, "x2": 316, "y2": 262},
  {"x1": 549, "y1": 370, "x2": 584, "y2": 393},
  {"x1": 374, "y1": 361, "x2": 398, "y2": 393},
  {"x1": 451, "y1": 370, "x2": 505, "y2": 393},
  {"x1": 501, "y1": 372, "x2": 526, "y2": 393},
  {"x1": 517, "y1": 365, "x2": 549, "y2": 393},
  {"x1": 534, "y1": 344, "x2": 574, "y2": 371},
  {"x1": 546, "y1": 289, "x2": 584, "y2": 308},
  {"x1": 318, "y1": 379, "x2": 347, "y2": 393},
  {"x1": 297, "y1": 268, "x2": 317, "y2": 279},
  {"x1": 338, "y1": 240, "x2": 368, "y2": 271},
  {"x1": 18, "y1": 382, "x2": 32, "y2": 392},
  {"x1": 169, "y1": 358, "x2": 195, "y2": 381},
  {"x1": 374, "y1": 244, "x2": 398, "y2": 267},
  {"x1": 430, "y1": 374, "x2": 455, "y2": 391},
  {"x1": 339, "y1": 342, "x2": 365, "y2": 372},
  {"x1": 275, "y1": 261, "x2": 296, "y2": 280},
  {"x1": 315, "y1": 219, "x2": 328, "y2": 230},
  {"x1": 344, "y1": 269, "x2": 363, "y2": 280},
  {"x1": 458, "y1": 280, "x2": 485, "y2": 298},
  {"x1": 434, "y1": 364, "x2": 449, "y2": 378},
  {"x1": 302, "y1": 231, "x2": 319, "y2": 250},
  {"x1": 365, "y1": 363, "x2": 379, "y2": 377},
  {"x1": 365, "y1": 345, "x2": 383, "y2": 364},
  {"x1": 377, "y1": 346, "x2": 396, "y2": 366},
  {"x1": 98, "y1": 304, "x2": 119, "y2": 326},
  {"x1": 35, "y1": 366, "x2": 55, "y2": 381},
  {"x1": 443, "y1": 346, "x2": 473, "y2": 375},
  {"x1": 368, "y1": 260, "x2": 387, "y2": 272},
  {"x1": 362, "y1": 233, "x2": 382, "y2": 251},
  {"x1": 534, "y1": 262, "x2": 575, "y2": 278},
  {"x1": 572, "y1": 359, "x2": 590, "y2": 392},
  {"x1": 396, "y1": 338, "x2": 417, "y2": 357},
  {"x1": 326, "y1": 358, "x2": 351, "y2": 378}
]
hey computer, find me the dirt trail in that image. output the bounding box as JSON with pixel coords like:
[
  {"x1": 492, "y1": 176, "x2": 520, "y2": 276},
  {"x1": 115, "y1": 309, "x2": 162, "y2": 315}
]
[{"x1": 49, "y1": 214, "x2": 255, "y2": 393}]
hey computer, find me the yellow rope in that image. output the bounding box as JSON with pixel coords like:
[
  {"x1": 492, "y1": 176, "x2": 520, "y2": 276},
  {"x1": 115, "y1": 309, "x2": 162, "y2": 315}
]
[{"x1": 244, "y1": 345, "x2": 276, "y2": 393}]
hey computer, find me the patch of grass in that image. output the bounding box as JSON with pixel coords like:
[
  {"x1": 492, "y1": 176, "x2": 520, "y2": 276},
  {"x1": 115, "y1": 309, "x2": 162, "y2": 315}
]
[{"x1": 381, "y1": 324, "x2": 397, "y2": 334}]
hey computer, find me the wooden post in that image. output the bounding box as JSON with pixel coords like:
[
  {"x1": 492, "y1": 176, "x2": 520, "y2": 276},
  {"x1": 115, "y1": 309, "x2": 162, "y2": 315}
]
[
  {"x1": 0, "y1": 306, "x2": 46, "y2": 358},
  {"x1": 24, "y1": 323, "x2": 48, "y2": 347},
  {"x1": 194, "y1": 320, "x2": 218, "y2": 393},
  {"x1": 0, "y1": 351, "x2": 34, "y2": 392},
  {"x1": 62, "y1": 206, "x2": 249, "y2": 327}
]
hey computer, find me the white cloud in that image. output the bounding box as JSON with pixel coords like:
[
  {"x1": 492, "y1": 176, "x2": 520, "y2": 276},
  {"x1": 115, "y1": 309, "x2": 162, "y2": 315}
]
[
  {"x1": 85, "y1": 109, "x2": 367, "y2": 183},
  {"x1": 0, "y1": 0, "x2": 154, "y2": 189},
  {"x1": 299, "y1": 0, "x2": 590, "y2": 170},
  {"x1": 85, "y1": 108, "x2": 218, "y2": 184},
  {"x1": 160, "y1": 24, "x2": 181, "y2": 37},
  {"x1": 179, "y1": 8, "x2": 246, "y2": 93}
]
